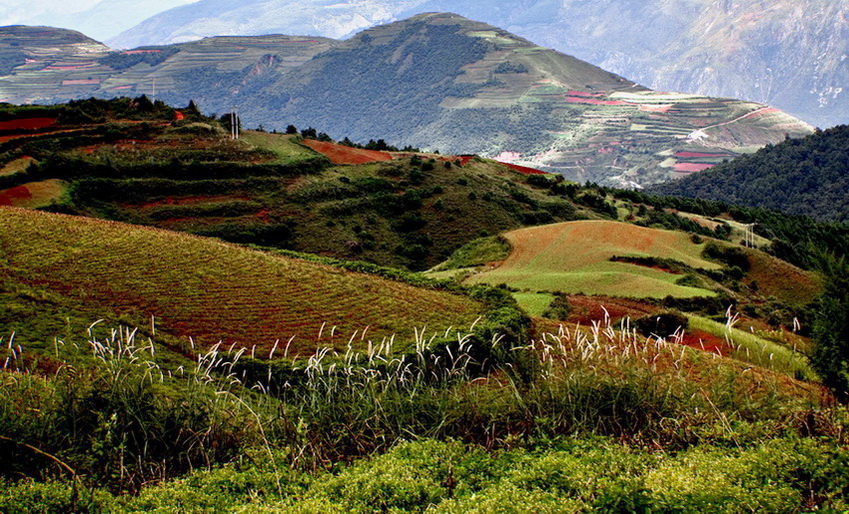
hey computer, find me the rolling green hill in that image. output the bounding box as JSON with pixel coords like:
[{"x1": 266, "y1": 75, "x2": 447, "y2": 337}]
[
  {"x1": 0, "y1": 14, "x2": 813, "y2": 186},
  {"x1": 464, "y1": 221, "x2": 721, "y2": 299}
]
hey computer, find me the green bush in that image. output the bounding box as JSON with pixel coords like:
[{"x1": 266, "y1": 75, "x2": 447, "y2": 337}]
[
  {"x1": 0, "y1": 479, "x2": 115, "y2": 513},
  {"x1": 635, "y1": 311, "x2": 689, "y2": 337}
]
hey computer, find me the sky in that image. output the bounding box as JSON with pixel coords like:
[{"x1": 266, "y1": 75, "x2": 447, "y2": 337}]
[{"x1": 0, "y1": 0, "x2": 198, "y2": 41}]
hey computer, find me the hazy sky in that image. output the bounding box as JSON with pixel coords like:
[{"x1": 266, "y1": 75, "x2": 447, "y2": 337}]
[{"x1": 0, "y1": 0, "x2": 198, "y2": 41}]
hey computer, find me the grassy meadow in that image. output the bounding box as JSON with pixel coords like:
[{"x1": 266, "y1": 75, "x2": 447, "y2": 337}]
[{"x1": 465, "y1": 221, "x2": 719, "y2": 299}]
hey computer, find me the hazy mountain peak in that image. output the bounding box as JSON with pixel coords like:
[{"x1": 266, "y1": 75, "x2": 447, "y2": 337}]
[{"x1": 107, "y1": 0, "x2": 848, "y2": 128}]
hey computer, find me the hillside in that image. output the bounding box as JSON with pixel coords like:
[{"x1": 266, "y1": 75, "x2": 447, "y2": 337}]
[
  {"x1": 1, "y1": 100, "x2": 846, "y2": 512},
  {"x1": 0, "y1": 206, "x2": 483, "y2": 353},
  {"x1": 0, "y1": 14, "x2": 813, "y2": 186},
  {"x1": 652, "y1": 125, "x2": 849, "y2": 223},
  {"x1": 464, "y1": 221, "x2": 721, "y2": 299},
  {"x1": 434, "y1": 218, "x2": 821, "y2": 323},
  {"x1": 109, "y1": 0, "x2": 849, "y2": 129},
  {"x1": 0, "y1": 98, "x2": 589, "y2": 271}
]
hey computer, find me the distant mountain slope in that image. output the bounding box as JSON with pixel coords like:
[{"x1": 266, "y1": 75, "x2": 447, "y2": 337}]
[
  {"x1": 234, "y1": 13, "x2": 812, "y2": 186},
  {"x1": 0, "y1": 15, "x2": 813, "y2": 186},
  {"x1": 22, "y1": 0, "x2": 198, "y2": 44},
  {"x1": 0, "y1": 25, "x2": 107, "y2": 77},
  {"x1": 108, "y1": 0, "x2": 417, "y2": 48},
  {"x1": 109, "y1": 0, "x2": 848, "y2": 129},
  {"x1": 652, "y1": 125, "x2": 849, "y2": 223}
]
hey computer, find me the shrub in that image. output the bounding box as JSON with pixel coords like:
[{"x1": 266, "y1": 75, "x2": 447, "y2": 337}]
[{"x1": 635, "y1": 311, "x2": 689, "y2": 337}]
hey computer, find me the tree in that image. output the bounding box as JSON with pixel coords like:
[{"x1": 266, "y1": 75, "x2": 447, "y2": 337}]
[
  {"x1": 185, "y1": 100, "x2": 201, "y2": 117},
  {"x1": 810, "y1": 255, "x2": 849, "y2": 401},
  {"x1": 285, "y1": 124, "x2": 298, "y2": 135}
]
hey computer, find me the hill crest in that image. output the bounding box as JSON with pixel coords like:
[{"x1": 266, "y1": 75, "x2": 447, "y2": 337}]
[{"x1": 0, "y1": 14, "x2": 813, "y2": 187}]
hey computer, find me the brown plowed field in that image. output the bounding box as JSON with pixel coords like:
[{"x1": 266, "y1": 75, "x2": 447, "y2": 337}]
[{"x1": 300, "y1": 139, "x2": 393, "y2": 164}]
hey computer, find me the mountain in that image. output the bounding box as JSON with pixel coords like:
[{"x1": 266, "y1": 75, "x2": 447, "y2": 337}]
[
  {"x1": 107, "y1": 0, "x2": 419, "y2": 48},
  {"x1": 0, "y1": 25, "x2": 107, "y2": 76},
  {"x1": 0, "y1": 14, "x2": 813, "y2": 186},
  {"x1": 110, "y1": 0, "x2": 849, "y2": 129},
  {"x1": 652, "y1": 125, "x2": 849, "y2": 223},
  {"x1": 20, "y1": 0, "x2": 199, "y2": 44}
]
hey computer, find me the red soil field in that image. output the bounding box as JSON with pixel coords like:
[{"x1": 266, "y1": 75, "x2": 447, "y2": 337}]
[
  {"x1": 678, "y1": 330, "x2": 733, "y2": 356},
  {"x1": 0, "y1": 185, "x2": 32, "y2": 206},
  {"x1": 499, "y1": 162, "x2": 547, "y2": 175},
  {"x1": 564, "y1": 295, "x2": 655, "y2": 325},
  {"x1": 674, "y1": 151, "x2": 728, "y2": 159},
  {"x1": 300, "y1": 139, "x2": 393, "y2": 165},
  {"x1": 565, "y1": 96, "x2": 628, "y2": 106},
  {"x1": 673, "y1": 163, "x2": 714, "y2": 173},
  {"x1": 639, "y1": 104, "x2": 673, "y2": 113},
  {"x1": 61, "y1": 79, "x2": 100, "y2": 86},
  {"x1": 174, "y1": 110, "x2": 185, "y2": 121},
  {"x1": 0, "y1": 118, "x2": 57, "y2": 131}
]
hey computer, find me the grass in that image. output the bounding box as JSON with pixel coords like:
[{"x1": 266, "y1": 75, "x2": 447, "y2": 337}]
[
  {"x1": 429, "y1": 236, "x2": 511, "y2": 272},
  {"x1": 0, "y1": 156, "x2": 36, "y2": 177},
  {"x1": 239, "y1": 131, "x2": 326, "y2": 165},
  {"x1": 0, "y1": 206, "x2": 483, "y2": 354},
  {"x1": 0, "y1": 271, "x2": 838, "y2": 511},
  {"x1": 466, "y1": 220, "x2": 718, "y2": 299},
  {"x1": 512, "y1": 292, "x2": 555, "y2": 317},
  {"x1": 0, "y1": 179, "x2": 67, "y2": 208},
  {"x1": 687, "y1": 314, "x2": 815, "y2": 380}
]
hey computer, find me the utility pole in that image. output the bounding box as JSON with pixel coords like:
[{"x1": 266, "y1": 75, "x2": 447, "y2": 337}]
[
  {"x1": 230, "y1": 107, "x2": 240, "y2": 140},
  {"x1": 742, "y1": 223, "x2": 756, "y2": 248}
]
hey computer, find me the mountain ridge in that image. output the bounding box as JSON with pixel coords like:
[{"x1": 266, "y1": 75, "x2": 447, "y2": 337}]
[
  {"x1": 0, "y1": 14, "x2": 813, "y2": 186},
  {"x1": 106, "y1": 0, "x2": 848, "y2": 129}
]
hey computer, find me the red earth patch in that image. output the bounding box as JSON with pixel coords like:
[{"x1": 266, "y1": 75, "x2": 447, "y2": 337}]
[
  {"x1": 0, "y1": 118, "x2": 57, "y2": 131},
  {"x1": 673, "y1": 163, "x2": 714, "y2": 173},
  {"x1": 678, "y1": 330, "x2": 734, "y2": 357},
  {"x1": 500, "y1": 162, "x2": 547, "y2": 175},
  {"x1": 301, "y1": 139, "x2": 393, "y2": 165},
  {"x1": 0, "y1": 185, "x2": 32, "y2": 205}
]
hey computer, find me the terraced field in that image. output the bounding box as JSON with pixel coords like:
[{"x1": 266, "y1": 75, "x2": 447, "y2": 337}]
[
  {"x1": 0, "y1": 207, "x2": 483, "y2": 354},
  {"x1": 466, "y1": 220, "x2": 720, "y2": 299}
]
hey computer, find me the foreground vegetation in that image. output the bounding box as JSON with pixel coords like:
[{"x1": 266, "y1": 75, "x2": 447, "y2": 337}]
[
  {"x1": 1, "y1": 309, "x2": 844, "y2": 511},
  {"x1": 2, "y1": 98, "x2": 849, "y2": 511}
]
